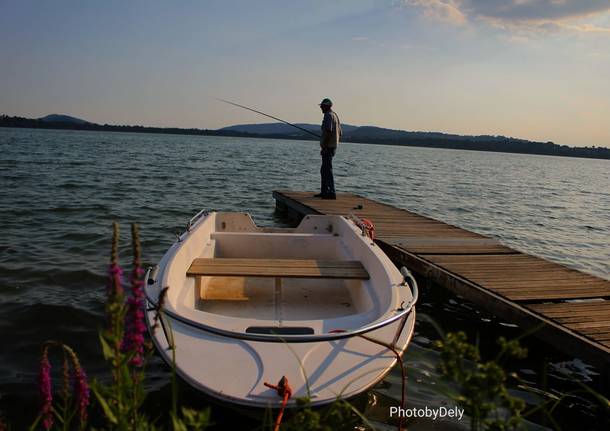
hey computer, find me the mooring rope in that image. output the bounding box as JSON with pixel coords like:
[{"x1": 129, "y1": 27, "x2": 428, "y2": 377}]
[{"x1": 264, "y1": 376, "x2": 293, "y2": 431}]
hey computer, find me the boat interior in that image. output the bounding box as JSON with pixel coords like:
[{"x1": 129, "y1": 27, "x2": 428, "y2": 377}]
[{"x1": 167, "y1": 213, "x2": 393, "y2": 334}]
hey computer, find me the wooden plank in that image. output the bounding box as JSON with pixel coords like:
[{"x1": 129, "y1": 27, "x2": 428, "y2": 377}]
[
  {"x1": 376, "y1": 240, "x2": 610, "y2": 369},
  {"x1": 187, "y1": 258, "x2": 370, "y2": 279},
  {"x1": 190, "y1": 267, "x2": 369, "y2": 279},
  {"x1": 420, "y1": 254, "x2": 610, "y2": 301},
  {"x1": 526, "y1": 301, "x2": 610, "y2": 315},
  {"x1": 453, "y1": 274, "x2": 607, "y2": 282},
  {"x1": 390, "y1": 237, "x2": 516, "y2": 255},
  {"x1": 191, "y1": 258, "x2": 365, "y2": 268},
  {"x1": 478, "y1": 284, "x2": 609, "y2": 292},
  {"x1": 496, "y1": 291, "x2": 607, "y2": 301},
  {"x1": 562, "y1": 321, "x2": 610, "y2": 330},
  {"x1": 580, "y1": 328, "x2": 610, "y2": 336},
  {"x1": 528, "y1": 301, "x2": 610, "y2": 312},
  {"x1": 532, "y1": 313, "x2": 610, "y2": 323},
  {"x1": 528, "y1": 301, "x2": 610, "y2": 336},
  {"x1": 529, "y1": 311, "x2": 610, "y2": 321},
  {"x1": 439, "y1": 274, "x2": 609, "y2": 280},
  {"x1": 580, "y1": 331, "x2": 610, "y2": 339}
]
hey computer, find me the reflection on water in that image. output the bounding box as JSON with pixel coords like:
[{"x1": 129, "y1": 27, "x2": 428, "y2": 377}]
[{"x1": 1, "y1": 128, "x2": 609, "y2": 429}]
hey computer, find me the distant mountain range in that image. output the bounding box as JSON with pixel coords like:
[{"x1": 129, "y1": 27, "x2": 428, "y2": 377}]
[
  {"x1": 39, "y1": 114, "x2": 91, "y2": 125},
  {"x1": 1, "y1": 114, "x2": 609, "y2": 160},
  {"x1": 220, "y1": 122, "x2": 359, "y2": 136},
  {"x1": 219, "y1": 122, "x2": 532, "y2": 144}
]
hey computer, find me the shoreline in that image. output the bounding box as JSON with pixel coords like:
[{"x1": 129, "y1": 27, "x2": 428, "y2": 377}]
[{"x1": 2, "y1": 120, "x2": 609, "y2": 161}]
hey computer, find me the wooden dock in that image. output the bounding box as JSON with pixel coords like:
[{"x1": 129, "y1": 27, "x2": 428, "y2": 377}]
[{"x1": 273, "y1": 190, "x2": 610, "y2": 371}]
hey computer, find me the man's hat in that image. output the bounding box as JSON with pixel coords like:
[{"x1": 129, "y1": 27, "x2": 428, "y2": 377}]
[{"x1": 319, "y1": 98, "x2": 333, "y2": 107}]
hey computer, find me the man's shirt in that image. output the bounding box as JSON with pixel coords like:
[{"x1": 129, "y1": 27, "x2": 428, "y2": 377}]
[{"x1": 321, "y1": 110, "x2": 342, "y2": 149}]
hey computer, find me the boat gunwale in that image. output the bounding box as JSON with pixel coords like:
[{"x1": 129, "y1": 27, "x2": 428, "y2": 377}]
[
  {"x1": 145, "y1": 267, "x2": 418, "y2": 343},
  {"x1": 146, "y1": 211, "x2": 418, "y2": 343}
]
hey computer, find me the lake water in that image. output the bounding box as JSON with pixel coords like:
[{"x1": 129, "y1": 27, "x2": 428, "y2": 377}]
[{"x1": 1, "y1": 128, "x2": 609, "y2": 429}]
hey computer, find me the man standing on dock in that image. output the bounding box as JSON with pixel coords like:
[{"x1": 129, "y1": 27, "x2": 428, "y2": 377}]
[{"x1": 315, "y1": 98, "x2": 342, "y2": 200}]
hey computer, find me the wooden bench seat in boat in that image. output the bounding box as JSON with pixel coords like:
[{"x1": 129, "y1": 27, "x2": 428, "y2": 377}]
[{"x1": 187, "y1": 258, "x2": 370, "y2": 279}]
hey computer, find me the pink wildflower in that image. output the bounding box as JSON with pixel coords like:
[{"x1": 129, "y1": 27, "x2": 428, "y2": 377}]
[
  {"x1": 123, "y1": 258, "x2": 146, "y2": 366},
  {"x1": 38, "y1": 346, "x2": 53, "y2": 430},
  {"x1": 107, "y1": 263, "x2": 124, "y2": 298},
  {"x1": 63, "y1": 344, "x2": 90, "y2": 426},
  {"x1": 107, "y1": 221, "x2": 124, "y2": 299},
  {"x1": 73, "y1": 365, "x2": 90, "y2": 424}
]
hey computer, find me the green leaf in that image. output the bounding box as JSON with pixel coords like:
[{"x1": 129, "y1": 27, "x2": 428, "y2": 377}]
[
  {"x1": 91, "y1": 385, "x2": 118, "y2": 425},
  {"x1": 98, "y1": 331, "x2": 114, "y2": 360},
  {"x1": 180, "y1": 407, "x2": 211, "y2": 429},
  {"x1": 171, "y1": 412, "x2": 187, "y2": 431},
  {"x1": 27, "y1": 413, "x2": 42, "y2": 431}
]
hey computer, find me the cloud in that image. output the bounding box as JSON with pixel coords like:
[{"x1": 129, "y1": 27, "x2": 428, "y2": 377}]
[
  {"x1": 466, "y1": 0, "x2": 610, "y2": 22},
  {"x1": 406, "y1": 0, "x2": 466, "y2": 24},
  {"x1": 561, "y1": 22, "x2": 610, "y2": 34},
  {"x1": 406, "y1": 0, "x2": 610, "y2": 34}
]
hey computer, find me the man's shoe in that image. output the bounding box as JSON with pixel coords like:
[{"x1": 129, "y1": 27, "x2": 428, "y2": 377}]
[
  {"x1": 313, "y1": 193, "x2": 326, "y2": 198},
  {"x1": 322, "y1": 194, "x2": 336, "y2": 200}
]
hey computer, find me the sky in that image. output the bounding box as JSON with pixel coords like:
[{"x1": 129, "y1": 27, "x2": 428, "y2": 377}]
[{"x1": 1, "y1": 0, "x2": 610, "y2": 147}]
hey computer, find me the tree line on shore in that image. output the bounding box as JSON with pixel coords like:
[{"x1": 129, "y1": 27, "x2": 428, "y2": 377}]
[{"x1": 2, "y1": 114, "x2": 608, "y2": 160}]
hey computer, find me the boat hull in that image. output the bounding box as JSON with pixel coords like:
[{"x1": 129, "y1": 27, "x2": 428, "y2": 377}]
[{"x1": 145, "y1": 212, "x2": 417, "y2": 409}]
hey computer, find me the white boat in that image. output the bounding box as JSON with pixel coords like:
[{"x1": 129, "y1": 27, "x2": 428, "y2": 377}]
[{"x1": 145, "y1": 210, "x2": 417, "y2": 409}]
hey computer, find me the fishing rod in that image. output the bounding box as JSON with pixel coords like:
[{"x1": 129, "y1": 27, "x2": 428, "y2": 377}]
[{"x1": 217, "y1": 98, "x2": 320, "y2": 139}]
